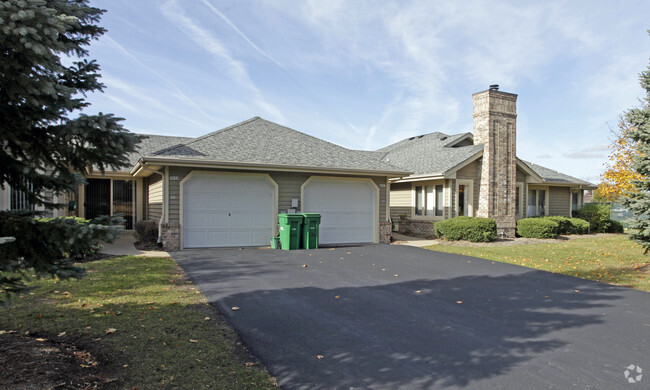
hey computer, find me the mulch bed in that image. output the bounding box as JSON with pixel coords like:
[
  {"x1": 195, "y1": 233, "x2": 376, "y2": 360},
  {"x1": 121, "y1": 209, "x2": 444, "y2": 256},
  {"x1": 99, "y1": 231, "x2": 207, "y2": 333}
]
[{"x1": 0, "y1": 331, "x2": 121, "y2": 389}]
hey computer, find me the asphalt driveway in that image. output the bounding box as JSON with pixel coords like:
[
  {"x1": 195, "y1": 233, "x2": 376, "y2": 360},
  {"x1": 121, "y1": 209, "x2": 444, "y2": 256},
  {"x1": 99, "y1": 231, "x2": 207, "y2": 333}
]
[{"x1": 172, "y1": 245, "x2": 649, "y2": 389}]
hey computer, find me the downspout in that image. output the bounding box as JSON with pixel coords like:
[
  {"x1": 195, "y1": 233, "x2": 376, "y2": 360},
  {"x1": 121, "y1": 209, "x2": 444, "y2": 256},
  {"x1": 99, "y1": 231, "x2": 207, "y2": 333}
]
[{"x1": 137, "y1": 164, "x2": 166, "y2": 244}]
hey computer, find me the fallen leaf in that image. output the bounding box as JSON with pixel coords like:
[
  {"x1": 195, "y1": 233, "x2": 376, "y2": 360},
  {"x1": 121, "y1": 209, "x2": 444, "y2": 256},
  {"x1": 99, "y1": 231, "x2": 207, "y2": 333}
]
[
  {"x1": 231, "y1": 307, "x2": 240, "y2": 311},
  {"x1": 340, "y1": 257, "x2": 344, "y2": 260},
  {"x1": 316, "y1": 355, "x2": 324, "y2": 359},
  {"x1": 105, "y1": 328, "x2": 117, "y2": 334},
  {"x1": 302, "y1": 264, "x2": 309, "y2": 268},
  {"x1": 574, "y1": 290, "x2": 581, "y2": 292},
  {"x1": 35, "y1": 338, "x2": 47, "y2": 342},
  {"x1": 329, "y1": 248, "x2": 335, "y2": 251},
  {"x1": 381, "y1": 268, "x2": 386, "y2": 271},
  {"x1": 204, "y1": 317, "x2": 211, "y2": 321},
  {"x1": 394, "y1": 274, "x2": 399, "y2": 277},
  {"x1": 334, "y1": 295, "x2": 341, "y2": 299},
  {"x1": 415, "y1": 290, "x2": 422, "y2": 294},
  {"x1": 346, "y1": 252, "x2": 351, "y2": 254},
  {"x1": 189, "y1": 339, "x2": 198, "y2": 343},
  {"x1": 456, "y1": 301, "x2": 463, "y2": 304},
  {"x1": 544, "y1": 296, "x2": 550, "y2": 299},
  {"x1": 244, "y1": 362, "x2": 255, "y2": 367},
  {"x1": 58, "y1": 332, "x2": 66, "y2": 337}
]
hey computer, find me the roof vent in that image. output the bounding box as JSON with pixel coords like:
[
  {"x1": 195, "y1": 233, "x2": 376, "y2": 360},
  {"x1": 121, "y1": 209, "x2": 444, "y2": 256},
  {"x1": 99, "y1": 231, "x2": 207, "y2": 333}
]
[
  {"x1": 489, "y1": 84, "x2": 499, "y2": 91},
  {"x1": 440, "y1": 136, "x2": 448, "y2": 141}
]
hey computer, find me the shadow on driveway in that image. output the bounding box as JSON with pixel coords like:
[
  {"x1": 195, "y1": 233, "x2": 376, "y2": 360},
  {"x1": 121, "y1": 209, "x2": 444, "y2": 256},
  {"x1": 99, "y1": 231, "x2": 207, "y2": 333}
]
[{"x1": 173, "y1": 245, "x2": 649, "y2": 389}]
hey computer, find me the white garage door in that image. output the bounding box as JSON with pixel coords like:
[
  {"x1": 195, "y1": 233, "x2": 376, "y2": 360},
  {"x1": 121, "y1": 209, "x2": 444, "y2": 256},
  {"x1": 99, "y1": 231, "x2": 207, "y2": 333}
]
[
  {"x1": 182, "y1": 173, "x2": 274, "y2": 248},
  {"x1": 303, "y1": 178, "x2": 376, "y2": 244}
]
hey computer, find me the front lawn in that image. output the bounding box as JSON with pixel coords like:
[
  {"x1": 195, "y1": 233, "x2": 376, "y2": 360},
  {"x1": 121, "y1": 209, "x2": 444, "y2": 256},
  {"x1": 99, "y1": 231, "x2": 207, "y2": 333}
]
[
  {"x1": 427, "y1": 235, "x2": 650, "y2": 292},
  {"x1": 0, "y1": 256, "x2": 277, "y2": 389}
]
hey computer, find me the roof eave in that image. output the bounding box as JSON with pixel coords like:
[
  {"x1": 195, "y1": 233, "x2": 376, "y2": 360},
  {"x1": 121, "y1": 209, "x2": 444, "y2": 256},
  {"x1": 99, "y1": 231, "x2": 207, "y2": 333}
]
[{"x1": 132, "y1": 156, "x2": 412, "y2": 178}]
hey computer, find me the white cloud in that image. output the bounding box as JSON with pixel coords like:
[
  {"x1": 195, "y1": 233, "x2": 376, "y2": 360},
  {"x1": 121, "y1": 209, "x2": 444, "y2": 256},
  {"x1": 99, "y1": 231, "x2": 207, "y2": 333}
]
[{"x1": 160, "y1": 0, "x2": 285, "y2": 123}]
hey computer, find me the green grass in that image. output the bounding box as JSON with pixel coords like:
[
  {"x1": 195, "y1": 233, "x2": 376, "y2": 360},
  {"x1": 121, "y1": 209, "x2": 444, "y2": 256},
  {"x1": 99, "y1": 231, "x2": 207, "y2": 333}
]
[
  {"x1": 428, "y1": 235, "x2": 650, "y2": 292},
  {"x1": 0, "y1": 256, "x2": 277, "y2": 389}
]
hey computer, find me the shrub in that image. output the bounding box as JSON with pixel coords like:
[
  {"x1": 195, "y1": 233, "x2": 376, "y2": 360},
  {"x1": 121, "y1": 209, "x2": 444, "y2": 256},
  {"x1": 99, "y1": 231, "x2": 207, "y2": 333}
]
[
  {"x1": 135, "y1": 220, "x2": 159, "y2": 244},
  {"x1": 573, "y1": 203, "x2": 612, "y2": 233},
  {"x1": 0, "y1": 212, "x2": 124, "y2": 302},
  {"x1": 546, "y1": 216, "x2": 572, "y2": 234},
  {"x1": 607, "y1": 219, "x2": 624, "y2": 233},
  {"x1": 434, "y1": 216, "x2": 497, "y2": 242},
  {"x1": 567, "y1": 218, "x2": 590, "y2": 234},
  {"x1": 517, "y1": 218, "x2": 559, "y2": 238}
]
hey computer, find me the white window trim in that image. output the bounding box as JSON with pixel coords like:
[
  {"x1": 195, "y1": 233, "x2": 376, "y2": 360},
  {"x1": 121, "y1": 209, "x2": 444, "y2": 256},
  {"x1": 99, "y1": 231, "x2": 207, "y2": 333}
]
[
  {"x1": 411, "y1": 182, "x2": 446, "y2": 220},
  {"x1": 456, "y1": 179, "x2": 474, "y2": 217}
]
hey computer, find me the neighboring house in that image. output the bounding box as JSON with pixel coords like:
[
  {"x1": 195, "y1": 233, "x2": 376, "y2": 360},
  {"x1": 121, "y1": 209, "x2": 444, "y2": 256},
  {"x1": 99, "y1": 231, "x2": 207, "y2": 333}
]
[
  {"x1": 381, "y1": 85, "x2": 595, "y2": 237},
  {"x1": 1, "y1": 85, "x2": 594, "y2": 247}
]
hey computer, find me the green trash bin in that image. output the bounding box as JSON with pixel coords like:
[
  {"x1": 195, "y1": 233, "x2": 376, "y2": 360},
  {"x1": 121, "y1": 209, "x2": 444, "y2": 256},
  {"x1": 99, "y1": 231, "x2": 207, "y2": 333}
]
[
  {"x1": 301, "y1": 213, "x2": 321, "y2": 249},
  {"x1": 278, "y1": 214, "x2": 303, "y2": 250}
]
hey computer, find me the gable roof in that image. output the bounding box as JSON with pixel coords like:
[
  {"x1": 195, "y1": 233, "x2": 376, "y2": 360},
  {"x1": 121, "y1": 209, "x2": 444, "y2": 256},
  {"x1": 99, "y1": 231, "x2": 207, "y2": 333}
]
[
  {"x1": 380, "y1": 131, "x2": 595, "y2": 187},
  {"x1": 376, "y1": 131, "x2": 484, "y2": 177},
  {"x1": 521, "y1": 161, "x2": 594, "y2": 187},
  {"x1": 126, "y1": 134, "x2": 193, "y2": 166},
  {"x1": 134, "y1": 117, "x2": 409, "y2": 176}
]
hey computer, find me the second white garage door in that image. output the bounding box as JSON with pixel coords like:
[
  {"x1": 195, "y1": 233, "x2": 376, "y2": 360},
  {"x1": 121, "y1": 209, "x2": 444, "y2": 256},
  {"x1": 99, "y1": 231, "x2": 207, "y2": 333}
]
[
  {"x1": 182, "y1": 173, "x2": 275, "y2": 248},
  {"x1": 302, "y1": 178, "x2": 377, "y2": 244}
]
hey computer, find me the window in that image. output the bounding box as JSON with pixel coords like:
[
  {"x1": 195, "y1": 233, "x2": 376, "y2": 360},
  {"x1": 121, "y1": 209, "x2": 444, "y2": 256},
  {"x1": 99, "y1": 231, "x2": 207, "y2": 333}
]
[
  {"x1": 415, "y1": 185, "x2": 444, "y2": 217},
  {"x1": 456, "y1": 180, "x2": 474, "y2": 217},
  {"x1": 571, "y1": 192, "x2": 579, "y2": 212},
  {"x1": 527, "y1": 188, "x2": 547, "y2": 216},
  {"x1": 458, "y1": 185, "x2": 466, "y2": 216},
  {"x1": 435, "y1": 185, "x2": 443, "y2": 216},
  {"x1": 10, "y1": 181, "x2": 34, "y2": 211}
]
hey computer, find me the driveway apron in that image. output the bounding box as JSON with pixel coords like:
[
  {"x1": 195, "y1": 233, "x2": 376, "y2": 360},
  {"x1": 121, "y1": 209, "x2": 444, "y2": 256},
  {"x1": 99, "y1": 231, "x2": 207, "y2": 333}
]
[{"x1": 172, "y1": 245, "x2": 649, "y2": 390}]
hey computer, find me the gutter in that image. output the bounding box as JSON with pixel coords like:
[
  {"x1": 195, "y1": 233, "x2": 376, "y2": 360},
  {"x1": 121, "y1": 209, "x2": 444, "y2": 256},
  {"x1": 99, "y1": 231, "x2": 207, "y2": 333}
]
[{"x1": 130, "y1": 156, "x2": 411, "y2": 178}]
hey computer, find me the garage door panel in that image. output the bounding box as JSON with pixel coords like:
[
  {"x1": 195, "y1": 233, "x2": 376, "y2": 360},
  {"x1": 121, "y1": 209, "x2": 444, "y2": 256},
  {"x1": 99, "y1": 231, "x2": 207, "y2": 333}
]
[
  {"x1": 303, "y1": 179, "x2": 375, "y2": 244},
  {"x1": 183, "y1": 173, "x2": 274, "y2": 248}
]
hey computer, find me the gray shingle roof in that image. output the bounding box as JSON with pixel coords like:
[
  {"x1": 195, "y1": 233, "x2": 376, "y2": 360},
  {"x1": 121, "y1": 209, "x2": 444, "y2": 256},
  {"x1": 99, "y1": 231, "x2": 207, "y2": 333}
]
[
  {"x1": 126, "y1": 134, "x2": 194, "y2": 166},
  {"x1": 376, "y1": 131, "x2": 484, "y2": 176},
  {"x1": 151, "y1": 117, "x2": 407, "y2": 173},
  {"x1": 521, "y1": 161, "x2": 594, "y2": 186}
]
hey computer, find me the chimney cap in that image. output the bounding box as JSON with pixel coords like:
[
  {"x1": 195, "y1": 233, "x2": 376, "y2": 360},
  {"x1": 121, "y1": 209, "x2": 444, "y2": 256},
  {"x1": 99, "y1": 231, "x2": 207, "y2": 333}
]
[{"x1": 489, "y1": 84, "x2": 499, "y2": 91}]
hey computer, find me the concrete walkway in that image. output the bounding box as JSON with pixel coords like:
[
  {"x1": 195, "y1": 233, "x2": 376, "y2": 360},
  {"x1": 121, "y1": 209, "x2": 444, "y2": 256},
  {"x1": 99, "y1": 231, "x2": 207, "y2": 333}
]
[
  {"x1": 100, "y1": 231, "x2": 170, "y2": 257},
  {"x1": 392, "y1": 232, "x2": 439, "y2": 247}
]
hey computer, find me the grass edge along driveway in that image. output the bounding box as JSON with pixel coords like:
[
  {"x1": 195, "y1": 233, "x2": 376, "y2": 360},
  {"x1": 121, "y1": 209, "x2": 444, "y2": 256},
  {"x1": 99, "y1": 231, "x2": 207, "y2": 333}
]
[
  {"x1": 0, "y1": 255, "x2": 277, "y2": 389},
  {"x1": 427, "y1": 234, "x2": 650, "y2": 292}
]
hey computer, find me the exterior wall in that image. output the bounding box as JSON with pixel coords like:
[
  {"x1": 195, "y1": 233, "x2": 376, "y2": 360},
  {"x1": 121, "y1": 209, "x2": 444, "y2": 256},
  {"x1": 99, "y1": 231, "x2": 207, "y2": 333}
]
[
  {"x1": 398, "y1": 219, "x2": 436, "y2": 238},
  {"x1": 549, "y1": 186, "x2": 571, "y2": 216},
  {"x1": 163, "y1": 167, "x2": 390, "y2": 245},
  {"x1": 456, "y1": 161, "x2": 481, "y2": 217},
  {"x1": 147, "y1": 174, "x2": 163, "y2": 222},
  {"x1": 473, "y1": 88, "x2": 518, "y2": 237},
  {"x1": 389, "y1": 182, "x2": 412, "y2": 220}
]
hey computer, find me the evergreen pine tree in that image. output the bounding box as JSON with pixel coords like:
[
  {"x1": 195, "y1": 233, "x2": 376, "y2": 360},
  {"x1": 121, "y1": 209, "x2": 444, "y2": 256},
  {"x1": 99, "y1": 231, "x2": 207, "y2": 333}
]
[
  {"x1": 0, "y1": 0, "x2": 141, "y2": 208},
  {"x1": 623, "y1": 48, "x2": 650, "y2": 253}
]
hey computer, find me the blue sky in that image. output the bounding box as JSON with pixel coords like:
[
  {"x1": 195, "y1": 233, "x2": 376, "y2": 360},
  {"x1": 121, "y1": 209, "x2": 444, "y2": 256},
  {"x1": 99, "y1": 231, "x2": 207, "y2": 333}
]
[{"x1": 86, "y1": 0, "x2": 650, "y2": 182}]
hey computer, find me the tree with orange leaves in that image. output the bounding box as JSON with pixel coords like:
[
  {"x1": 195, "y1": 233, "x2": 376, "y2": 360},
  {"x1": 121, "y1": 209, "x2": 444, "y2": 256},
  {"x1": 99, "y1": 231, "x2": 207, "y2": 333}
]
[{"x1": 596, "y1": 120, "x2": 644, "y2": 202}]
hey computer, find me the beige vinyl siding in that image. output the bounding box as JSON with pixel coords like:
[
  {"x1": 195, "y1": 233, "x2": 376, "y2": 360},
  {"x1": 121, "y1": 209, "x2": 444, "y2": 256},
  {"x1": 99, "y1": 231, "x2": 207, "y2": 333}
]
[
  {"x1": 516, "y1": 167, "x2": 527, "y2": 183},
  {"x1": 549, "y1": 186, "x2": 570, "y2": 216},
  {"x1": 269, "y1": 172, "x2": 310, "y2": 213},
  {"x1": 456, "y1": 161, "x2": 480, "y2": 215},
  {"x1": 147, "y1": 174, "x2": 163, "y2": 222},
  {"x1": 167, "y1": 166, "x2": 192, "y2": 223},
  {"x1": 389, "y1": 182, "x2": 411, "y2": 219}
]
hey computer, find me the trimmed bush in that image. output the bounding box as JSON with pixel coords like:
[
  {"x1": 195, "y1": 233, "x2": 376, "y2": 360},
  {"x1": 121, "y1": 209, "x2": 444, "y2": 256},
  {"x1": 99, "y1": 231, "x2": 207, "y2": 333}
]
[
  {"x1": 517, "y1": 218, "x2": 559, "y2": 238},
  {"x1": 567, "y1": 218, "x2": 590, "y2": 234},
  {"x1": 135, "y1": 220, "x2": 159, "y2": 244},
  {"x1": 573, "y1": 203, "x2": 611, "y2": 233},
  {"x1": 434, "y1": 216, "x2": 497, "y2": 242},
  {"x1": 607, "y1": 219, "x2": 624, "y2": 233},
  {"x1": 546, "y1": 216, "x2": 590, "y2": 235}
]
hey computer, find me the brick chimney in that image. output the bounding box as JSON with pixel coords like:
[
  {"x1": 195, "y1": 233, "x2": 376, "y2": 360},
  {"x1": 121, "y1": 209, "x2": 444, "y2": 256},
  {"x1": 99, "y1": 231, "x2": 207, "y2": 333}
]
[{"x1": 472, "y1": 85, "x2": 517, "y2": 237}]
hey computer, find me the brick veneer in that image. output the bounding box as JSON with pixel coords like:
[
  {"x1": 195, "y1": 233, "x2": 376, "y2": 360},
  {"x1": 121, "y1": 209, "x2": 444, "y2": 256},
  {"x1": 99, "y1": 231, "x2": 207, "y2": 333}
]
[
  {"x1": 379, "y1": 221, "x2": 392, "y2": 244},
  {"x1": 161, "y1": 223, "x2": 180, "y2": 251},
  {"x1": 398, "y1": 219, "x2": 436, "y2": 239}
]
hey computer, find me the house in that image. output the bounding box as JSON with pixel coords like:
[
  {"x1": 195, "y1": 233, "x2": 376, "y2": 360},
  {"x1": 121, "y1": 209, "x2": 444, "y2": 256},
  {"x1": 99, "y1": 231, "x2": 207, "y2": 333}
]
[
  {"x1": 381, "y1": 85, "x2": 595, "y2": 237},
  {"x1": 1, "y1": 85, "x2": 594, "y2": 247},
  {"x1": 0, "y1": 117, "x2": 410, "y2": 249}
]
